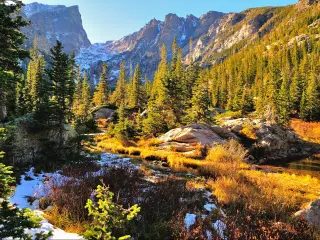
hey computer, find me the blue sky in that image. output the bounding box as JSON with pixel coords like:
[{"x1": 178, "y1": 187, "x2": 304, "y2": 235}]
[{"x1": 22, "y1": 0, "x2": 298, "y2": 43}]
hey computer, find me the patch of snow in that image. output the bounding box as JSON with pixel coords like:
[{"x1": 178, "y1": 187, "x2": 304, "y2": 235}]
[
  {"x1": 206, "y1": 230, "x2": 212, "y2": 240},
  {"x1": 9, "y1": 168, "x2": 83, "y2": 239},
  {"x1": 213, "y1": 220, "x2": 227, "y2": 239},
  {"x1": 76, "y1": 43, "x2": 118, "y2": 71},
  {"x1": 180, "y1": 34, "x2": 187, "y2": 42},
  {"x1": 184, "y1": 213, "x2": 197, "y2": 229},
  {"x1": 46, "y1": 32, "x2": 52, "y2": 41},
  {"x1": 204, "y1": 203, "x2": 218, "y2": 212},
  {"x1": 110, "y1": 69, "x2": 120, "y2": 77},
  {"x1": 22, "y1": 3, "x2": 62, "y2": 18}
]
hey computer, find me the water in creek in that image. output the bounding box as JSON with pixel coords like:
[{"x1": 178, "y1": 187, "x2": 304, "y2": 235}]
[{"x1": 269, "y1": 155, "x2": 320, "y2": 175}]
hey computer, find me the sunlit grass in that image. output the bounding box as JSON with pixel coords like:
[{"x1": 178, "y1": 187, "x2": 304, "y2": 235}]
[
  {"x1": 291, "y1": 118, "x2": 320, "y2": 144},
  {"x1": 92, "y1": 134, "x2": 320, "y2": 218}
]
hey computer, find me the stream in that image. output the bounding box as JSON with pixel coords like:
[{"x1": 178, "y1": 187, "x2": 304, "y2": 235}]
[
  {"x1": 267, "y1": 155, "x2": 320, "y2": 176},
  {"x1": 9, "y1": 152, "x2": 225, "y2": 239}
]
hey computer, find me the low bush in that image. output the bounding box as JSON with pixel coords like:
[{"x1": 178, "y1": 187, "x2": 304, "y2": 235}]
[{"x1": 200, "y1": 140, "x2": 249, "y2": 178}]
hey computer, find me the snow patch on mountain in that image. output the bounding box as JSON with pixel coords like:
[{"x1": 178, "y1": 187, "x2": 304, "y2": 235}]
[
  {"x1": 22, "y1": 2, "x2": 63, "y2": 18},
  {"x1": 76, "y1": 43, "x2": 118, "y2": 70}
]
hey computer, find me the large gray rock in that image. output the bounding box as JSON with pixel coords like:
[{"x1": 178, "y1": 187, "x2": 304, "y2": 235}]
[
  {"x1": 158, "y1": 123, "x2": 237, "y2": 148},
  {"x1": 93, "y1": 108, "x2": 115, "y2": 121},
  {"x1": 295, "y1": 199, "x2": 320, "y2": 226},
  {"x1": 221, "y1": 118, "x2": 314, "y2": 163},
  {"x1": 13, "y1": 117, "x2": 77, "y2": 163}
]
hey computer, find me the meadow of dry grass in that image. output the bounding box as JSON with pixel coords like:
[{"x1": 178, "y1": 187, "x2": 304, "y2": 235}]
[
  {"x1": 291, "y1": 118, "x2": 320, "y2": 144},
  {"x1": 93, "y1": 135, "x2": 320, "y2": 217},
  {"x1": 41, "y1": 132, "x2": 320, "y2": 238}
]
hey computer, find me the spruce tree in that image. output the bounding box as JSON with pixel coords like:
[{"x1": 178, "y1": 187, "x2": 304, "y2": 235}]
[
  {"x1": 72, "y1": 66, "x2": 83, "y2": 122},
  {"x1": 111, "y1": 61, "x2": 127, "y2": 107},
  {"x1": 187, "y1": 71, "x2": 211, "y2": 124},
  {"x1": 15, "y1": 74, "x2": 27, "y2": 116},
  {"x1": 151, "y1": 44, "x2": 168, "y2": 103},
  {"x1": 79, "y1": 72, "x2": 91, "y2": 122},
  {"x1": 47, "y1": 41, "x2": 75, "y2": 145},
  {"x1": 277, "y1": 72, "x2": 291, "y2": 125},
  {"x1": 144, "y1": 75, "x2": 153, "y2": 99},
  {"x1": 128, "y1": 64, "x2": 144, "y2": 109},
  {"x1": 0, "y1": 0, "x2": 29, "y2": 121},
  {"x1": 92, "y1": 63, "x2": 109, "y2": 108},
  {"x1": 300, "y1": 71, "x2": 320, "y2": 121},
  {"x1": 290, "y1": 70, "x2": 303, "y2": 112}
]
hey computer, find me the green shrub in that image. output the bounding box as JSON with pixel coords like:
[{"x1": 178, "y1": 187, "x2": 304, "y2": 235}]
[{"x1": 84, "y1": 183, "x2": 140, "y2": 240}]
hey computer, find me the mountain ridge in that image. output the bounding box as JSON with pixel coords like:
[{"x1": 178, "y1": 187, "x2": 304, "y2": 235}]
[{"x1": 22, "y1": 0, "x2": 319, "y2": 85}]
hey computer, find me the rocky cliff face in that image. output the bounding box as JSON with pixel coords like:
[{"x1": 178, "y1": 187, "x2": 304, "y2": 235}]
[{"x1": 21, "y1": 2, "x2": 91, "y2": 56}]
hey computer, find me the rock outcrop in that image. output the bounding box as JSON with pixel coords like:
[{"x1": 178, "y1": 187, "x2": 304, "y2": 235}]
[
  {"x1": 295, "y1": 199, "x2": 320, "y2": 226},
  {"x1": 221, "y1": 118, "x2": 316, "y2": 163},
  {"x1": 13, "y1": 116, "x2": 77, "y2": 163},
  {"x1": 93, "y1": 108, "x2": 115, "y2": 121},
  {"x1": 158, "y1": 123, "x2": 237, "y2": 151},
  {"x1": 158, "y1": 119, "x2": 317, "y2": 163},
  {"x1": 21, "y1": 3, "x2": 91, "y2": 56}
]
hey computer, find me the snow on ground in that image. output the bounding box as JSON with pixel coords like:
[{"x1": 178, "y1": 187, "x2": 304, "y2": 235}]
[
  {"x1": 184, "y1": 190, "x2": 227, "y2": 239},
  {"x1": 9, "y1": 168, "x2": 83, "y2": 240},
  {"x1": 184, "y1": 213, "x2": 197, "y2": 229},
  {"x1": 213, "y1": 220, "x2": 227, "y2": 239}
]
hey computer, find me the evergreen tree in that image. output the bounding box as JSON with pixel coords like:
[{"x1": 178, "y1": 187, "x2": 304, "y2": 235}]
[
  {"x1": 241, "y1": 86, "x2": 254, "y2": 114},
  {"x1": 300, "y1": 70, "x2": 320, "y2": 121},
  {"x1": 277, "y1": 72, "x2": 291, "y2": 125},
  {"x1": 144, "y1": 75, "x2": 153, "y2": 100},
  {"x1": 151, "y1": 44, "x2": 168, "y2": 104},
  {"x1": 66, "y1": 52, "x2": 76, "y2": 120},
  {"x1": 84, "y1": 184, "x2": 140, "y2": 240},
  {"x1": 72, "y1": 66, "x2": 83, "y2": 122},
  {"x1": 111, "y1": 61, "x2": 127, "y2": 107},
  {"x1": 290, "y1": 70, "x2": 303, "y2": 112},
  {"x1": 92, "y1": 63, "x2": 109, "y2": 108},
  {"x1": 47, "y1": 41, "x2": 75, "y2": 145},
  {"x1": 187, "y1": 71, "x2": 211, "y2": 124},
  {"x1": 128, "y1": 64, "x2": 144, "y2": 109},
  {"x1": 79, "y1": 72, "x2": 91, "y2": 122},
  {"x1": 0, "y1": 0, "x2": 29, "y2": 121},
  {"x1": 15, "y1": 74, "x2": 27, "y2": 116},
  {"x1": 143, "y1": 101, "x2": 168, "y2": 136}
]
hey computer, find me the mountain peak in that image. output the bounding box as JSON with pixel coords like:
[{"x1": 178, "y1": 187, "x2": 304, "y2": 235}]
[{"x1": 22, "y1": 2, "x2": 65, "y2": 18}]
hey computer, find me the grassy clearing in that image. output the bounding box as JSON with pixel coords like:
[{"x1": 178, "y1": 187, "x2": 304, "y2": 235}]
[
  {"x1": 291, "y1": 118, "x2": 320, "y2": 144},
  {"x1": 94, "y1": 135, "x2": 320, "y2": 211},
  {"x1": 86, "y1": 134, "x2": 320, "y2": 237}
]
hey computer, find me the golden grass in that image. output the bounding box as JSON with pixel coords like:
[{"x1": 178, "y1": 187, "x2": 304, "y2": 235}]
[
  {"x1": 209, "y1": 170, "x2": 320, "y2": 215},
  {"x1": 291, "y1": 118, "x2": 320, "y2": 144},
  {"x1": 44, "y1": 206, "x2": 87, "y2": 234},
  {"x1": 200, "y1": 140, "x2": 249, "y2": 177},
  {"x1": 92, "y1": 134, "x2": 320, "y2": 217}
]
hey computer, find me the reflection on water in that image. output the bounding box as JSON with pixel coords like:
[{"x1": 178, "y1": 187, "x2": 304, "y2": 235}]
[{"x1": 274, "y1": 155, "x2": 320, "y2": 172}]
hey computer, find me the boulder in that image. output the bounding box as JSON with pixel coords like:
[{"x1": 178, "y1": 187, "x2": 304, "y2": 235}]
[
  {"x1": 158, "y1": 123, "x2": 237, "y2": 149},
  {"x1": 93, "y1": 108, "x2": 115, "y2": 121},
  {"x1": 221, "y1": 118, "x2": 315, "y2": 163},
  {"x1": 295, "y1": 199, "x2": 320, "y2": 226}
]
